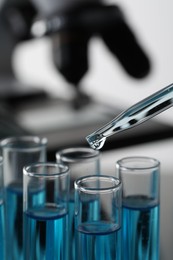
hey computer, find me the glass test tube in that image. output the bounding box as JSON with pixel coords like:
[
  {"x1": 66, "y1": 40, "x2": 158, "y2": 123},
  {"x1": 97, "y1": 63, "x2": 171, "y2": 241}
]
[
  {"x1": 0, "y1": 136, "x2": 47, "y2": 260},
  {"x1": 23, "y1": 162, "x2": 70, "y2": 260},
  {"x1": 116, "y1": 156, "x2": 160, "y2": 260},
  {"x1": 56, "y1": 147, "x2": 100, "y2": 260},
  {"x1": 74, "y1": 175, "x2": 122, "y2": 260},
  {"x1": 0, "y1": 157, "x2": 5, "y2": 260}
]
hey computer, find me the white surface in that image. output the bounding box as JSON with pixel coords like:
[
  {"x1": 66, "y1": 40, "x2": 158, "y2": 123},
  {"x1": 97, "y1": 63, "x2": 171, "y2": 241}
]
[{"x1": 101, "y1": 138, "x2": 173, "y2": 260}]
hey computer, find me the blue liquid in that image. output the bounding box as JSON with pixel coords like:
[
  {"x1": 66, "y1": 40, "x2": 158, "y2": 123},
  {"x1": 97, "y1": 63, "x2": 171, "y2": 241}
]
[
  {"x1": 5, "y1": 183, "x2": 23, "y2": 260},
  {"x1": 5, "y1": 182, "x2": 45, "y2": 260},
  {"x1": 122, "y1": 196, "x2": 160, "y2": 260},
  {"x1": 24, "y1": 204, "x2": 68, "y2": 260},
  {"x1": 76, "y1": 221, "x2": 121, "y2": 260},
  {"x1": 68, "y1": 200, "x2": 75, "y2": 260},
  {"x1": 69, "y1": 195, "x2": 100, "y2": 260},
  {"x1": 0, "y1": 202, "x2": 5, "y2": 260}
]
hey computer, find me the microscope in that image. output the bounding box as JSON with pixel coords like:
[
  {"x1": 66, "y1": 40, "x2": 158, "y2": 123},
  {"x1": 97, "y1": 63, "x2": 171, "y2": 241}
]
[
  {"x1": 30, "y1": 0, "x2": 150, "y2": 105},
  {"x1": 0, "y1": 0, "x2": 153, "y2": 149}
]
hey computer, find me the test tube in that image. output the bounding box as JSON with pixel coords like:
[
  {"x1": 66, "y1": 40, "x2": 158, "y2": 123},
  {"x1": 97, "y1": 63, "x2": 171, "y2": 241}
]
[
  {"x1": 0, "y1": 156, "x2": 5, "y2": 260},
  {"x1": 116, "y1": 156, "x2": 160, "y2": 260},
  {"x1": 56, "y1": 147, "x2": 100, "y2": 259},
  {"x1": 74, "y1": 175, "x2": 122, "y2": 260},
  {"x1": 23, "y1": 162, "x2": 70, "y2": 260},
  {"x1": 0, "y1": 136, "x2": 47, "y2": 260}
]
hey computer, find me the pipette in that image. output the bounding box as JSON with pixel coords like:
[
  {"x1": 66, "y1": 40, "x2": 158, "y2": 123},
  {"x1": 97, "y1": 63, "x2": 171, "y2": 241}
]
[{"x1": 86, "y1": 83, "x2": 173, "y2": 150}]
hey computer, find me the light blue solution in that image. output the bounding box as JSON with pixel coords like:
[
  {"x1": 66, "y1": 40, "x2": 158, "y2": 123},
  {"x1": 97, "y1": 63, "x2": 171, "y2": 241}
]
[
  {"x1": 122, "y1": 196, "x2": 160, "y2": 260},
  {"x1": 69, "y1": 195, "x2": 100, "y2": 260},
  {"x1": 0, "y1": 202, "x2": 5, "y2": 260},
  {"x1": 24, "y1": 205, "x2": 68, "y2": 260},
  {"x1": 5, "y1": 183, "x2": 23, "y2": 260},
  {"x1": 76, "y1": 221, "x2": 121, "y2": 260},
  {"x1": 68, "y1": 200, "x2": 75, "y2": 260},
  {"x1": 5, "y1": 182, "x2": 45, "y2": 260}
]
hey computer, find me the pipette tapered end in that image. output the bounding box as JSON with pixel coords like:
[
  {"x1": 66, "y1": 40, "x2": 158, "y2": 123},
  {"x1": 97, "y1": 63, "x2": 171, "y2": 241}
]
[{"x1": 86, "y1": 133, "x2": 106, "y2": 150}]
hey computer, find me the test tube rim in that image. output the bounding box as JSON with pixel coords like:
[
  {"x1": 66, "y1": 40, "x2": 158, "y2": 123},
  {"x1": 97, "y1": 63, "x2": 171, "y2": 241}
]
[
  {"x1": 56, "y1": 147, "x2": 99, "y2": 163},
  {"x1": 116, "y1": 156, "x2": 160, "y2": 172},
  {"x1": 23, "y1": 162, "x2": 69, "y2": 179},
  {"x1": 0, "y1": 136, "x2": 47, "y2": 152},
  {"x1": 74, "y1": 175, "x2": 121, "y2": 194}
]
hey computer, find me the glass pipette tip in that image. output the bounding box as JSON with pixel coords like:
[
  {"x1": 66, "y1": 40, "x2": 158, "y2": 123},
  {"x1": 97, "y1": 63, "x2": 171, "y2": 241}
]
[{"x1": 86, "y1": 83, "x2": 173, "y2": 150}]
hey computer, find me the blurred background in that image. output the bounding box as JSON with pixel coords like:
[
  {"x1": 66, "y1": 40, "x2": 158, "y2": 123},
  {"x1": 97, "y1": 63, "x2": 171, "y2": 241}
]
[
  {"x1": 1, "y1": 0, "x2": 173, "y2": 258},
  {"x1": 0, "y1": 0, "x2": 173, "y2": 154}
]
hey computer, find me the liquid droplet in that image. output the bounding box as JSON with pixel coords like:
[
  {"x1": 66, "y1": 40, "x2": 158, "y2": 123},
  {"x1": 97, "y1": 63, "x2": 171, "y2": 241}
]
[{"x1": 86, "y1": 135, "x2": 106, "y2": 150}]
